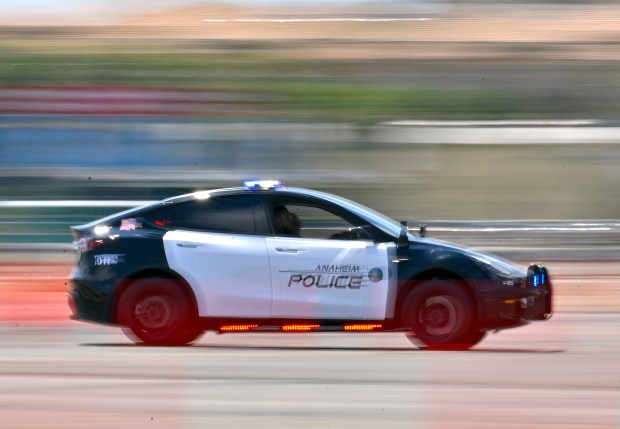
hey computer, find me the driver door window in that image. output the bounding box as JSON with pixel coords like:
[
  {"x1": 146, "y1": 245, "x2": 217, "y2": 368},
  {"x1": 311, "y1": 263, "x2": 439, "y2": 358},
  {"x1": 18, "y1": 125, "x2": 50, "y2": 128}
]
[{"x1": 271, "y1": 203, "x2": 374, "y2": 241}]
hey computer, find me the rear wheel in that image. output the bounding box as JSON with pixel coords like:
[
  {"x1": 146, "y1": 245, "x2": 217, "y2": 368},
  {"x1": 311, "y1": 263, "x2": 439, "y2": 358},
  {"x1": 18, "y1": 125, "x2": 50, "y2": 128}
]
[
  {"x1": 117, "y1": 277, "x2": 202, "y2": 346},
  {"x1": 401, "y1": 280, "x2": 484, "y2": 350}
]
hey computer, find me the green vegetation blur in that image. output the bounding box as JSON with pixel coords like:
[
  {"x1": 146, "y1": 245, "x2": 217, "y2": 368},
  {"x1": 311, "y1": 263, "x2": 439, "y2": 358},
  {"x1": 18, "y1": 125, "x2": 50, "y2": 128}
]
[{"x1": 1, "y1": 43, "x2": 619, "y2": 122}]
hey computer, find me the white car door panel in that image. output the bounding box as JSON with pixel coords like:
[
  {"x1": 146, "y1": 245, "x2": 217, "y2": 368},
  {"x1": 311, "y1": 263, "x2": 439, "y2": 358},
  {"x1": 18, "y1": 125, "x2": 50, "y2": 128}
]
[
  {"x1": 267, "y1": 237, "x2": 393, "y2": 319},
  {"x1": 163, "y1": 230, "x2": 271, "y2": 317}
]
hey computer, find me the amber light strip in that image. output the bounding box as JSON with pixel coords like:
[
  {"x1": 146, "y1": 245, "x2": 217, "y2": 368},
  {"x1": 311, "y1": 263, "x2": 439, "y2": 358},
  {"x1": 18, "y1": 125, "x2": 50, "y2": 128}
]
[
  {"x1": 220, "y1": 324, "x2": 258, "y2": 332},
  {"x1": 281, "y1": 324, "x2": 320, "y2": 332},
  {"x1": 343, "y1": 324, "x2": 383, "y2": 331}
]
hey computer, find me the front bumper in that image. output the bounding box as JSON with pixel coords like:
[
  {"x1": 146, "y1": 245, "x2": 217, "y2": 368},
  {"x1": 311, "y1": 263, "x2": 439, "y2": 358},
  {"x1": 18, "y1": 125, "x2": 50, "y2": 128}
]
[{"x1": 478, "y1": 263, "x2": 553, "y2": 330}]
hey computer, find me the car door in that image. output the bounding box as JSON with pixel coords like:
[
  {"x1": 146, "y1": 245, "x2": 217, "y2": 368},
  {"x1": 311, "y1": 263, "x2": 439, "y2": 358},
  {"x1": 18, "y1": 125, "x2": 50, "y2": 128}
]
[
  {"x1": 162, "y1": 194, "x2": 272, "y2": 318},
  {"x1": 265, "y1": 199, "x2": 396, "y2": 320}
]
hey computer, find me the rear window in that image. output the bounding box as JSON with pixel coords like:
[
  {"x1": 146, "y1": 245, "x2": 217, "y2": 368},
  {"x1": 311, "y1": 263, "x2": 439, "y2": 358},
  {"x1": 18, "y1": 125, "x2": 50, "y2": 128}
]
[{"x1": 137, "y1": 195, "x2": 256, "y2": 235}]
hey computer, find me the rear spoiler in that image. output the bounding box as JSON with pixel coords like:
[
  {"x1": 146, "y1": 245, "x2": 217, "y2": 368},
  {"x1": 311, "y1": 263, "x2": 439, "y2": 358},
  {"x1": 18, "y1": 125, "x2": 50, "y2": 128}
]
[{"x1": 70, "y1": 224, "x2": 91, "y2": 240}]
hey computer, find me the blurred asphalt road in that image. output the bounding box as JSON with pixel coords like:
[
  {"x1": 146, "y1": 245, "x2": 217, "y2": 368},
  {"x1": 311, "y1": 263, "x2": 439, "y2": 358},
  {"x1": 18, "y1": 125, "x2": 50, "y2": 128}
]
[{"x1": 0, "y1": 313, "x2": 618, "y2": 429}]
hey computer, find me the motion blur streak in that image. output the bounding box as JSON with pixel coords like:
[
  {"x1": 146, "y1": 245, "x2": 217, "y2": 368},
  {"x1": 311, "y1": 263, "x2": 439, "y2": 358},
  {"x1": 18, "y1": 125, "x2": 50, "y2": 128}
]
[{"x1": 0, "y1": 316, "x2": 618, "y2": 429}]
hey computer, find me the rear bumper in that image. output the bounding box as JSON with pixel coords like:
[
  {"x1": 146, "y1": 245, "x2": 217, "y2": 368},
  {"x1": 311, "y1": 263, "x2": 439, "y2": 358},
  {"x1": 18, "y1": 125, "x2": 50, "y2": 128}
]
[
  {"x1": 478, "y1": 264, "x2": 553, "y2": 330},
  {"x1": 66, "y1": 277, "x2": 113, "y2": 324}
]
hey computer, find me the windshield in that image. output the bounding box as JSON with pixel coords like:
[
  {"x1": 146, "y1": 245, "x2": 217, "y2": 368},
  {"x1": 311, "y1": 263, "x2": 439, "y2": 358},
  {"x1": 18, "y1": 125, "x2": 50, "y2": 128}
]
[{"x1": 289, "y1": 188, "x2": 405, "y2": 238}]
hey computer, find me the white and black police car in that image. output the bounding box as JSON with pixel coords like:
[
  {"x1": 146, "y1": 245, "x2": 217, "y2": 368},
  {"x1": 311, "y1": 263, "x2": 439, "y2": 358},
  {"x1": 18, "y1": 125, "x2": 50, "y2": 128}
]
[{"x1": 68, "y1": 180, "x2": 552, "y2": 349}]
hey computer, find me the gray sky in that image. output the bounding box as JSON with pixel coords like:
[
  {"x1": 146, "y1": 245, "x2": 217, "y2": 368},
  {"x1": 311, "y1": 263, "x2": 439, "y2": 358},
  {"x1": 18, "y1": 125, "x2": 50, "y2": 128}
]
[
  {"x1": 2, "y1": 0, "x2": 202, "y2": 24},
  {"x1": 0, "y1": 0, "x2": 438, "y2": 25}
]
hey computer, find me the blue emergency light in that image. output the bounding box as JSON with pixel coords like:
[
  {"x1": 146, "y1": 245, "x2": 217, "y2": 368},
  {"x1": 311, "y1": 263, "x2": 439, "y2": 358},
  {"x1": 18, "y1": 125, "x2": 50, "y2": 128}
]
[{"x1": 243, "y1": 180, "x2": 285, "y2": 190}]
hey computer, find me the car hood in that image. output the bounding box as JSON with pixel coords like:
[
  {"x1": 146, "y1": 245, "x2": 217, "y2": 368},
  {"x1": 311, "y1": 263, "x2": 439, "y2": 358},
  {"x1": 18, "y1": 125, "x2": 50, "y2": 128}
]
[{"x1": 413, "y1": 236, "x2": 527, "y2": 278}]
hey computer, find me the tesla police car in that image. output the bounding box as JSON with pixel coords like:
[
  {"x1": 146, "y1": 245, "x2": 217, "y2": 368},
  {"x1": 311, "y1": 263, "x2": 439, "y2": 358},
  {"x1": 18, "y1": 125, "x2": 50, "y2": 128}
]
[{"x1": 68, "y1": 180, "x2": 552, "y2": 349}]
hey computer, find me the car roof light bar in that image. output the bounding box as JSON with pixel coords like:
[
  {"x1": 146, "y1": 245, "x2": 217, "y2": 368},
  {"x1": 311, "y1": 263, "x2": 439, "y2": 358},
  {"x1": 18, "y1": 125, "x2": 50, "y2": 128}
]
[{"x1": 243, "y1": 180, "x2": 285, "y2": 190}]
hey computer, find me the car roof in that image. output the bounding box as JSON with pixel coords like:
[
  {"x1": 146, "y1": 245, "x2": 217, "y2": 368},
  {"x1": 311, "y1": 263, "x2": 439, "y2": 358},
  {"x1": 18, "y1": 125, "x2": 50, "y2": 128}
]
[
  {"x1": 77, "y1": 185, "x2": 404, "y2": 239},
  {"x1": 163, "y1": 186, "x2": 334, "y2": 203}
]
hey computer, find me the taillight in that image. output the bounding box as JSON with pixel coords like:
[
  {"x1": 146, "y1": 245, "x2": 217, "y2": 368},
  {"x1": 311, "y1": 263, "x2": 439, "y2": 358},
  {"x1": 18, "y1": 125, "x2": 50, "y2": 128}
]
[
  {"x1": 73, "y1": 237, "x2": 106, "y2": 253},
  {"x1": 73, "y1": 238, "x2": 87, "y2": 253}
]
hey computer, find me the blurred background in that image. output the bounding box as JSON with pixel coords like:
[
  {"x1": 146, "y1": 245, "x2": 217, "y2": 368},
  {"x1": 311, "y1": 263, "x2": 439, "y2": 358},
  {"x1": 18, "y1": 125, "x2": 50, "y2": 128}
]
[{"x1": 1, "y1": 0, "x2": 619, "y2": 312}]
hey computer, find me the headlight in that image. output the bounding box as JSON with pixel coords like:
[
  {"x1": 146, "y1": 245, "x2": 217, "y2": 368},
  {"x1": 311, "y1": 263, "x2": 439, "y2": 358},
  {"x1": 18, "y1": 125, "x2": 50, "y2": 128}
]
[{"x1": 468, "y1": 252, "x2": 526, "y2": 279}]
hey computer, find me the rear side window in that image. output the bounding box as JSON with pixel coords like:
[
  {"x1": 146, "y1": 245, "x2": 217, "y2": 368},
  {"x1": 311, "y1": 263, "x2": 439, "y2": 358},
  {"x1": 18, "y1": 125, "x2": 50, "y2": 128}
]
[{"x1": 141, "y1": 195, "x2": 257, "y2": 235}]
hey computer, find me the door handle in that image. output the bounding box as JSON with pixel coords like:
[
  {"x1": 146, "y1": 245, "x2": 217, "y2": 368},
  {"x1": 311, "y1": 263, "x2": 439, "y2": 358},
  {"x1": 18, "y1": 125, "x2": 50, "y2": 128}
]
[
  {"x1": 275, "y1": 248, "x2": 304, "y2": 254},
  {"x1": 176, "y1": 242, "x2": 202, "y2": 248}
]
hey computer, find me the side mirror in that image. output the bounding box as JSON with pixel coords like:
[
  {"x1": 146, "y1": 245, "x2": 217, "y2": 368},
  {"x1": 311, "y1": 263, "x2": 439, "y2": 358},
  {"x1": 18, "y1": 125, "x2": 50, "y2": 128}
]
[{"x1": 397, "y1": 220, "x2": 409, "y2": 249}]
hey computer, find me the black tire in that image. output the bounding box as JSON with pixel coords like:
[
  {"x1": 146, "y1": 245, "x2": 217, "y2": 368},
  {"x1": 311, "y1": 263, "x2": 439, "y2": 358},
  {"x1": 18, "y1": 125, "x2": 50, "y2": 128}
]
[
  {"x1": 117, "y1": 277, "x2": 203, "y2": 346},
  {"x1": 401, "y1": 280, "x2": 483, "y2": 350}
]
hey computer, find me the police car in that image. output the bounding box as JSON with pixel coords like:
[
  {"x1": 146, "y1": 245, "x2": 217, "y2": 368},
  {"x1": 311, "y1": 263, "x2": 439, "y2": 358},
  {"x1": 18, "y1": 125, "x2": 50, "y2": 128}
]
[{"x1": 67, "y1": 180, "x2": 552, "y2": 349}]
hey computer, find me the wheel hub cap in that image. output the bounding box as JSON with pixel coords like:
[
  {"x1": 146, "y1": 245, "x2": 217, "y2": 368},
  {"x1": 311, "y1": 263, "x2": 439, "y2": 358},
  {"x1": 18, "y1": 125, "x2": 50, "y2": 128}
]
[
  {"x1": 419, "y1": 295, "x2": 458, "y2": 337},
  {"x1": 426, "y1": 304, "x2": 450, "y2": 328},
  {"x1": 135, "y1": 295, "x2": 173, "y2": 330}
]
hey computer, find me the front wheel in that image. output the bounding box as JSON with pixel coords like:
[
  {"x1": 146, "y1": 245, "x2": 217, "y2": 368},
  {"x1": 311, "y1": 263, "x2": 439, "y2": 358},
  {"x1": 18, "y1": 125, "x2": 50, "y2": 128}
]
[
  {"x1": 117, "y1": 277, "x2": 203, "y2": 346},
  {"x1": 401, "y1": 280, "x2": 484, "y2": 350}
]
